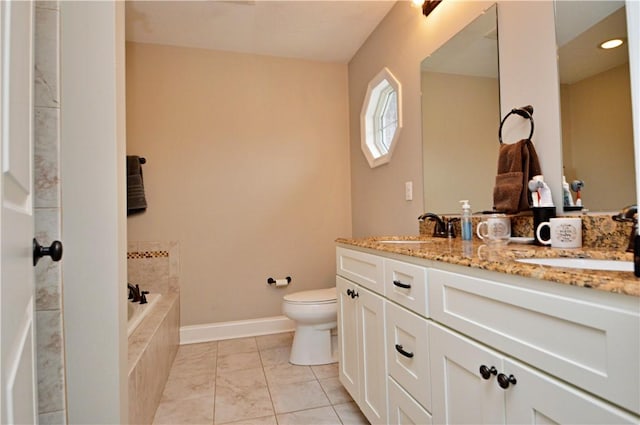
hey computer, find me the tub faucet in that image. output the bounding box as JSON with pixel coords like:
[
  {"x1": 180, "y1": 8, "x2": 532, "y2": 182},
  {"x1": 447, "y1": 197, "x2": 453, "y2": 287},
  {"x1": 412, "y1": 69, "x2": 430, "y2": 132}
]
[
  {"x1": 419, "y1": 213, "x2": 448, "y2": 238},
  {"x1": 612, "y1": 205, "x2": 637, "y2": 252},
  {"x1": 128, "y1": 283, "x2": 141, "y2": 302}
]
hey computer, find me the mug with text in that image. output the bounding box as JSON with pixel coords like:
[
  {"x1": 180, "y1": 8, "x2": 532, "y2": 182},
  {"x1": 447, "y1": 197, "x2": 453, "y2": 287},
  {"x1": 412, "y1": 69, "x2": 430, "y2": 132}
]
[
  {"x1": 536, "y1": 217, "x2": 582, "y2": 248},
  {"x1": 476, "y1": 214, "x2": 511, "y2": 245}
]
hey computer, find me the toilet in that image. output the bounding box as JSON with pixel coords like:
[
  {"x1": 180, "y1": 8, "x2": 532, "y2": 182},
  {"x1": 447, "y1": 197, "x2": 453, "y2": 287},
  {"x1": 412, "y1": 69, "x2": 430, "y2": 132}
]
[{"x1": 282, "y1": 287, "x2": 337, "y2": 365}]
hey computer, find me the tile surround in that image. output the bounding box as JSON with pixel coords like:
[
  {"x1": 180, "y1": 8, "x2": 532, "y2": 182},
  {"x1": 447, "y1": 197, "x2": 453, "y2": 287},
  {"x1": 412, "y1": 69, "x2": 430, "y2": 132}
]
[
  {"x1": 34, "y1": 1, "x2": 66, "y2": 422},
  {"x1": 128, "y1": 241, "x2": 179, "y2": 295},
  {"x1": 153, "y1": 333, "x2": 369, "y2": 425}
]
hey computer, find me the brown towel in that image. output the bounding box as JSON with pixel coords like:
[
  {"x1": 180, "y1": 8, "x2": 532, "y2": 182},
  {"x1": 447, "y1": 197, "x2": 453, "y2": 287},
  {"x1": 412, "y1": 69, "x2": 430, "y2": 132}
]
[{"x1": 493, "y1": 139, "x2": 542, "y2": 213}]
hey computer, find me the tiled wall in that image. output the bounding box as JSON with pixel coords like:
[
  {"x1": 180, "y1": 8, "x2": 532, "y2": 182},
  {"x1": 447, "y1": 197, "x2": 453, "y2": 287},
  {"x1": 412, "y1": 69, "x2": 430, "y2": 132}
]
[
  {"x1": 34, "y1": 1, "x2": 66, "y2": 424},
  {"x1": 127, "y1": 241, "x2": 180, "y2": 295}
]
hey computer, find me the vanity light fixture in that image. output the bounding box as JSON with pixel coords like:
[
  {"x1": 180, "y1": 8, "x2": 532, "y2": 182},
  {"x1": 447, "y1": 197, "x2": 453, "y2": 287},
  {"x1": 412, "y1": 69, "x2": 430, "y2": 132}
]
[
  {"x1": 412, "y1": 0, "x2": 442, "y2": 17},
  {"x1": 599, "y1": 38, "x2": 625, "y2": 49}
]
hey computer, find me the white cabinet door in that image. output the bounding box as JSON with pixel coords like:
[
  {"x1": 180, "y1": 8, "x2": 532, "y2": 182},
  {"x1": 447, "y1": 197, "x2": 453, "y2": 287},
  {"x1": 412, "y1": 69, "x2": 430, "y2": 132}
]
[
  {"x1": 337, "y1": 276, "x2": 359, "y2": 401},
  {"x1": 504, "y1": 359, "x2": 639, "y2": 425},
  {"x1": 389, "y1": 376, "x2": 433, "y2": 425},
  {"x1": 357, "y1": 285, "x2": 388, "y2": 424},
  {"x1": 430, "y1": 323, "x2": 505, "y2": 425}
]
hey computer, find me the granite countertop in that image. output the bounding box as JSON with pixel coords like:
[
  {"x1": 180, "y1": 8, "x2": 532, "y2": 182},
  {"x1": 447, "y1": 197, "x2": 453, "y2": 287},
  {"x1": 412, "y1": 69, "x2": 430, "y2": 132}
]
[{"x1": 336, "y1": 236, "x2": 640, "y2": 297}]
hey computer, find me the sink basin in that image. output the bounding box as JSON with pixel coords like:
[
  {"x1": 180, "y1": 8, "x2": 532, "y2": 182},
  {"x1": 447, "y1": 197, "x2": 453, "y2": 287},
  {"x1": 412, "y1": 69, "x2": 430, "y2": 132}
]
[
  {"x1": 377, "y1": 240, "x2": 432, "y2": 244},
  {"x1": 516, "y1": 258, "x2": 633, "y2": 272}
]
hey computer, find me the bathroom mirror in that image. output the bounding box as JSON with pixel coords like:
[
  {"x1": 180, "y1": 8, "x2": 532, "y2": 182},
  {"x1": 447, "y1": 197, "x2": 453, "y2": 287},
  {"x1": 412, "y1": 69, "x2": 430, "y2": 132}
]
[
  {"x1": 421, "y1": 4, "x2": 499, "y2": 213},
  {"x1": 556, "y1": 0, "x2": 635, "y2": 211}
]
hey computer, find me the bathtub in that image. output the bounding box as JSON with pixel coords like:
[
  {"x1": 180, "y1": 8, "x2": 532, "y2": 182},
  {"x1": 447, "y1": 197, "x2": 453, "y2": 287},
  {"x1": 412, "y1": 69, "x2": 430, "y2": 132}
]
[{"x1": 127, "y1": 293, "x2": 161, "y2": 337}]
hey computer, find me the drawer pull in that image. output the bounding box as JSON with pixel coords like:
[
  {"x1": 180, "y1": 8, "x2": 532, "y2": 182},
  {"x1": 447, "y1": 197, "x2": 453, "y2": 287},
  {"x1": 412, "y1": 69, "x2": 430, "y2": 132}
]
[
  {"x1": 497, "y1": 373, "x2": 517, "y2": 389},
  {"x1": 395, "y1": 344, "x2": 414, "y2": 358},
  {"x1": 479, "y1": 365, "x2": 497, "y2": 380},
  {"x1": 393, "y1": 280, "x2": 412, "y2": 289}
]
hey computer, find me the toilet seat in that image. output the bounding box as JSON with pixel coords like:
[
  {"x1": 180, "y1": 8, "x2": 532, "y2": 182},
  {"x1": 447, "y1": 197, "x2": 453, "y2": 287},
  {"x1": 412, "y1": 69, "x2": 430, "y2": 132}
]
[{"x1": 283, "y1": 287, "x2": 336, "y2": 304}]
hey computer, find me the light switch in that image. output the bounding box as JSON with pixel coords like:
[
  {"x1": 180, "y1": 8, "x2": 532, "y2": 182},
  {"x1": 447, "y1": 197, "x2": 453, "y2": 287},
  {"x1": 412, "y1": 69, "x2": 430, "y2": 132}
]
[{"x1": 405, "y1": 181, "x2": 413, "y2": 201}]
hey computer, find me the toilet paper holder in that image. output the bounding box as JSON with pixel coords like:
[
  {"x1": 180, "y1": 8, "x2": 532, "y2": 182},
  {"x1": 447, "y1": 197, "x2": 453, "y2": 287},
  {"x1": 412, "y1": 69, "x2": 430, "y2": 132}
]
[{"x1": 267, "y1": 276, "x2": 292, "y2": 285}]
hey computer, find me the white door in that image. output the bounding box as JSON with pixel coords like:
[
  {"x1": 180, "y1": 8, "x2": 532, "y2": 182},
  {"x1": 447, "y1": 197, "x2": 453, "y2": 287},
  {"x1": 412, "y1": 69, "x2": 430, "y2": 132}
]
[
  {"x1": 0, "y1": 1, "x2": 37, "y2": 423},
  {"x1": 504, "y1": 359, "x2": 639, "y2": 425},
  {"x1": 430, "y1": 324, "x2": 505, "y2": 425},
  {"x1": 337, "y1": 276, "x2": 359, "y2": 400},
  {"x1": 357, "y1": 286, "x2": 387, "y2": 424}
]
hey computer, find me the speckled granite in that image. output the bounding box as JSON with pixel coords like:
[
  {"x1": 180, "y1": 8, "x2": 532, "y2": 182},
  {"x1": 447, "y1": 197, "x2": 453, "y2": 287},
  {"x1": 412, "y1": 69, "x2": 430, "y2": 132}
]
[
  {"x1": 419, "y1": 212, "x2": 632, "y2": 250},
  {"x1": 336, "y1": 236, "x2": 639, "y2": 297}
]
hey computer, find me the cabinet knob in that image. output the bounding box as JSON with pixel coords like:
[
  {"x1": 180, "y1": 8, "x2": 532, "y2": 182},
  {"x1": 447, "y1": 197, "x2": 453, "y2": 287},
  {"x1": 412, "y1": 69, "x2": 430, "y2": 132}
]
[
  {"x1": 346, "y1": 289, "x2": 359, "y2": 299},
  {"x1": 497, "y1": 373, "x2": 517, "y2": 389},
  {"x1": 479, "y1": 365, "x2": 497, "y2": 380}
]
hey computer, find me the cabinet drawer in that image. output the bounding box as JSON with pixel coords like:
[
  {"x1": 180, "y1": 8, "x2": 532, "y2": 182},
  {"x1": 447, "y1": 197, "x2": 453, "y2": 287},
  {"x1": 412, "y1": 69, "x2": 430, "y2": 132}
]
[
  {"x1": 386, "y1": 302, "x2": 431, "y2": 411},
  {"x1": 384, "y1": 259, "x2": 428, "y2": 317},
  {"x1": 429, "y1": 268, "x2": 640, "y2": 415},
  {"x1": 336, "y1": 247, "x2": 384, "y2": 293},
  {"x1": 388, "y1": 377, "x2": 432, "y2": 425}
]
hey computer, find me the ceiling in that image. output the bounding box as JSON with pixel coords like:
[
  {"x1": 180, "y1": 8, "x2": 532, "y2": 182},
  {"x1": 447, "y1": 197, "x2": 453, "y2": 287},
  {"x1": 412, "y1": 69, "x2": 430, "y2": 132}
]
[{"x1": 125, "y1": 0, "x2": 397, "y2": 63}]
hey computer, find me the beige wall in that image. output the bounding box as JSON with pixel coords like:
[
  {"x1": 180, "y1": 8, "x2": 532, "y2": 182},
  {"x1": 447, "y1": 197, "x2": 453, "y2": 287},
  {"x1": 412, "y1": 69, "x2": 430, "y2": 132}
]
[
  {"x1": 422, "y1": 72, "x2": 499, "y2": 212},
  {"x1": 126, "y1": 42, "x2": 351, "y2": 326},
  {"x1": 561, "y1": 64, "x2": 635, "y2": 210},
  {"x1": 349, "y1": 1, "x2": 565, "y2": 236}
]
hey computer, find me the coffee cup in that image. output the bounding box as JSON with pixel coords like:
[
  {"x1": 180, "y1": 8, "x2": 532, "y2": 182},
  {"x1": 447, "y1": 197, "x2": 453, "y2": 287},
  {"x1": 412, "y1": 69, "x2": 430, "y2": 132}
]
[
  {"x1": 536, "y1": 217, "x2": 582, "y2": 248},
  {"x1": 476, "y1": 214, "x2": 511, "y2": 245}
]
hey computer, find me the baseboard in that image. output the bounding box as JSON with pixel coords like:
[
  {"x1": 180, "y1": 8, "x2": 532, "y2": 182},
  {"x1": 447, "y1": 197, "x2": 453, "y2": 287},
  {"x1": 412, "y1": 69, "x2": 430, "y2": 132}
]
[{"x1": 180, "y1": 315, "x2": 296, "y2": 345}]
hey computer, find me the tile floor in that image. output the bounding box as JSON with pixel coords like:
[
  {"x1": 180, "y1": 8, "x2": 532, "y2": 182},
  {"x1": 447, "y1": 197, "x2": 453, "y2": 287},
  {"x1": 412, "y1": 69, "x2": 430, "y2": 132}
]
[{"x1": 153, "y1": 332, "x2": 370, "y2": 425}]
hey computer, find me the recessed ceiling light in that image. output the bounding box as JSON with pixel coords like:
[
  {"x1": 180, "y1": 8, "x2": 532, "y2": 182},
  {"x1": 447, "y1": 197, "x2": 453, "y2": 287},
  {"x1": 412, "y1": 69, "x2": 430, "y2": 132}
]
[{"x1": 599, "y1": 38, "x2": 624, "y2": 49}]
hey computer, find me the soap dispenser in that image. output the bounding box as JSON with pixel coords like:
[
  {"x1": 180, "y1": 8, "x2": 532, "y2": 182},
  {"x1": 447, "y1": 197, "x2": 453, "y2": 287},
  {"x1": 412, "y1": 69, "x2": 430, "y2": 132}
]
[{"x1": 460, "y1": 200, "x2": 472, "y2": 241}]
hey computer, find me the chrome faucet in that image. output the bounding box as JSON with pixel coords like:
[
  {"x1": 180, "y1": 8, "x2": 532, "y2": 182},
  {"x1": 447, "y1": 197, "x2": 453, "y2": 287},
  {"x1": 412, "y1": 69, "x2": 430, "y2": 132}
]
[{"x1": 612, "y1": 205, "x2": 637, "y2": 252}]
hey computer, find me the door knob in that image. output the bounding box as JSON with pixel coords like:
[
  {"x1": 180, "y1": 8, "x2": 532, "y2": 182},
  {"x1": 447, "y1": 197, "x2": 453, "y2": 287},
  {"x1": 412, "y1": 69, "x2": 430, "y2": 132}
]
[{"x1": 33, "y1": 238, "x2": 63, "y2": 266}]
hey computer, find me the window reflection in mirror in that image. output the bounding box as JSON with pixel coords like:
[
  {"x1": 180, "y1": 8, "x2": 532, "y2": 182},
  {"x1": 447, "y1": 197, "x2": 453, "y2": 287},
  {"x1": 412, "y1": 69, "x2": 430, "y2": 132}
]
[
  {"x1": 556, "y1": 0, "x2": 635, "y2": 211},
  {"x1": 421, "y1": 4, "x2": 499, "y2": 213}
]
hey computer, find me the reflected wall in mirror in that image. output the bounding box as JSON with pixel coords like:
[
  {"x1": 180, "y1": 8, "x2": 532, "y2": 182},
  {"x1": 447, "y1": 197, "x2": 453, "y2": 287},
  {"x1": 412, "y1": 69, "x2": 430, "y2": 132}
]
[
  {"x1": 421, "y1": 4, "x2": 499, "y2": 213},
  {"x1": 556, "y1": 1, "x2": 635, "y2": 211}
]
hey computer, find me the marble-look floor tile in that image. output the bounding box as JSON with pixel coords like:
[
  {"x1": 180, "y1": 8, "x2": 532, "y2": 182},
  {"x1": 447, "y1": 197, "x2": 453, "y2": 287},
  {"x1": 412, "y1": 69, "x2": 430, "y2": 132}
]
[
  {"x1": 218, "y1": 337, "x2": 258, "y2": 356},
  {"x1": 176, "y1": 341, "x2": 217, "y2": 361},
  {"x1": 256, "y1": 332, "x2": 293, "y2": 351},
  {"x1": 311, "y1": 362, "x2": 338, "y2": 380},
  {"x1": 319, "y1": 377, "x2": 352, "y2": 405},
  {"x1": 276, "y1": 406, "x2": 341, "y2": 425},
  {"x1": 153, "y1": 395, "x2": 214, "y2": 425},
  {"x1": 161, "y1": 369, "x2": 214, "y2": 402},
  {"x1": 263, "y1": 362, "x2": 315, "y2": 386},
  {"x1": 216, "y1": 367, "x2": 266, "y2": 390},
  {"x1": 269, "y1": 379, "x2": 330, "y2": 414},
  {"x1": 217, "y1": 351, "x2": 261, "y2": 374},
  {"x1": 223, "y1": 416, "x2": 277, "y2": 425},
  {"x1": 214, "y1": 384, "x2": 273, "y2": 424},
  {"x1": 333, "y1": 402, "x2": 370, "y2": 425},
  {"x1": 259, "y1": 346, "x2": 290, "y2": 367}
]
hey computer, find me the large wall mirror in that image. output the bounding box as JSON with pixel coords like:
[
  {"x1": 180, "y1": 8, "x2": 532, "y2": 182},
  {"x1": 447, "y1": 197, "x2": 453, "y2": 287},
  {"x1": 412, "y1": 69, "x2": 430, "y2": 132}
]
[
  {"x1": 556, "y1": 0, "x2": 635, "y2": 211},
  {"x1": 421, "y1": 4, "x2": 499, "y2": 213}
]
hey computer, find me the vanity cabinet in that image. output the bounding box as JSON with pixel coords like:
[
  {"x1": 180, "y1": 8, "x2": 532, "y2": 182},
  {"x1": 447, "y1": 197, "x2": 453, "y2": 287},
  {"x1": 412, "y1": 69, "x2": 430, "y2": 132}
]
[{"x1": 337, "y1": 245, "x2": 640, "y2": 424}]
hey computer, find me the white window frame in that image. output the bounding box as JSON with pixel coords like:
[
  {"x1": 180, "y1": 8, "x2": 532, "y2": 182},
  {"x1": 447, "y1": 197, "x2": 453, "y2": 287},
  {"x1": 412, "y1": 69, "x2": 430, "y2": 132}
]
[{"x1": 360, "y1": 67, "x2": 403, "y2": 168}]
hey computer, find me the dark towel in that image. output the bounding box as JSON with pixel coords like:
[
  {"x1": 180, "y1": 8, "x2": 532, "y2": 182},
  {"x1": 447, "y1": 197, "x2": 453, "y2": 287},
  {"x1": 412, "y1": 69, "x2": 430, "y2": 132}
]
[
  {"x1": 493, "y1": 139, "x2": 542, "y2": 213},
  {"x1": 127, "y1": 155, "x2": 147, "y2": 215}
]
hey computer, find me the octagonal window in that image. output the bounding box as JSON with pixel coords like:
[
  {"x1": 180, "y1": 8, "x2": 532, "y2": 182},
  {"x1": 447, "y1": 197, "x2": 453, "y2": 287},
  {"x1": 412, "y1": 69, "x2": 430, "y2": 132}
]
[{"x1": 360, "y1": 67, "x2": 402, "y2": 168}]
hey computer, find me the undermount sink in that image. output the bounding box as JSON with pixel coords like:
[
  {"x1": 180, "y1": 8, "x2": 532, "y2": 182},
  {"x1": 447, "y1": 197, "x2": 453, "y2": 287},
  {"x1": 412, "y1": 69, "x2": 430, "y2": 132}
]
[
  {"x1": 377, "y1": 240, "x2": 432, "y2": 244},
  {"x1": 516, "y1": 258, "x2": 633, "y2": 272}
]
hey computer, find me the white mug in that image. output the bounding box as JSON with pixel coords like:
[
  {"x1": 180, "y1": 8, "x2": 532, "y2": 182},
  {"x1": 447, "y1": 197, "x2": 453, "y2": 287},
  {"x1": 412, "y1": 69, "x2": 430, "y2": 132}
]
[
  {"x1": 476, "y1": 214, "x2": 511, "y2": 245},
  {"x1": 536, "y1": 217, "x2": 582, "y2": 248}
]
